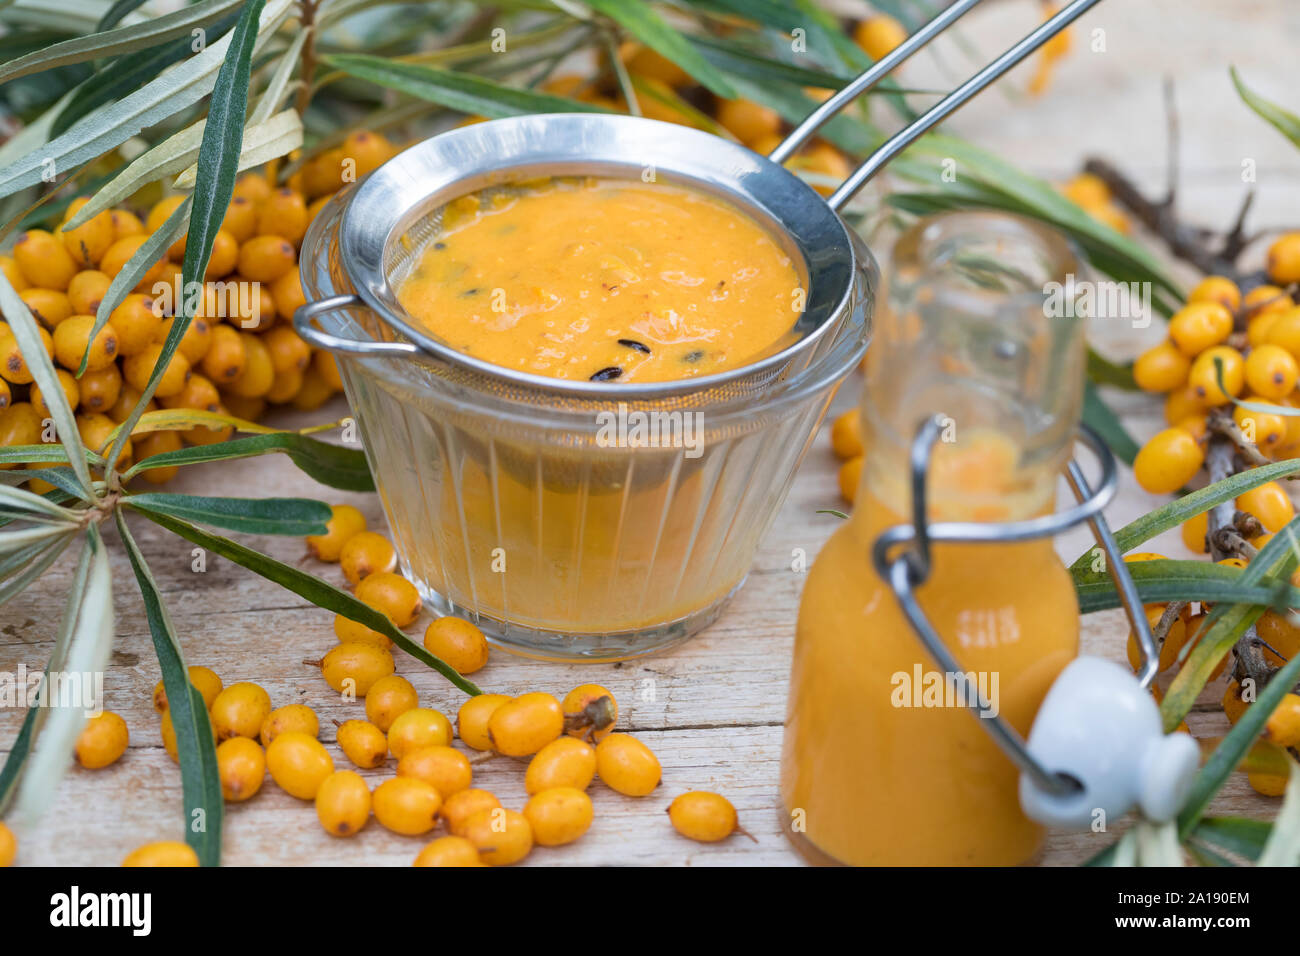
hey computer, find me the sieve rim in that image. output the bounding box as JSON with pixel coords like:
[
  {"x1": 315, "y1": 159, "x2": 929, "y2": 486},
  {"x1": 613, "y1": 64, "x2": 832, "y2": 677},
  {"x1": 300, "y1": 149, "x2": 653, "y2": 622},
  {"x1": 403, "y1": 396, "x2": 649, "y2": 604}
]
[{"x1": 336, "y1": 113, "x2": 859, "y2": 400}]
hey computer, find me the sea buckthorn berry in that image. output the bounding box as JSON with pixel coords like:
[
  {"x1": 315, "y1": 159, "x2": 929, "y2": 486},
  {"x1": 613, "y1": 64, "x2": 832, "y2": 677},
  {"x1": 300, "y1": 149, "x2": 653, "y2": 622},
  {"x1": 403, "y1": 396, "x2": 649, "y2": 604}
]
[
  {"x1": 413, "y1": 836, "x2": 482, "y2": 867},
  {"x1": 216, "y1": 737, "x2": 266, "y2": 802},
  {"x1": 838, "y1": 455, "x2": 863, "y2": 503},
  {"x1": 562, "y1": 684, "x2": 618, "y2": 742},
  {"x1": 210, "y1": 681, "x2": 272, "y2": 741},
  {"x1": 67, "y1": 270, "x2": 110, "y2": 315},
  {"x1": 1237, "y1": 481, "x2": 1295, "y2": 533},
  {"x1": 1163, "y1": 386, "x2": 1204, "y2": 425},
  {"x1": 0, "y1": 254, "x2": 27, "y2": 291},
  {"x1": 291, "y1": 367, "x2": 335, "y2": 412},
  {"x1": 668, "y1": 791, "x2": 740, "y2": 842},
  {"x1": 316, "y1": 770, "x2": 372, "y2": 836},
  {"x1": 0, "y1": 331, "x2": 38, "y2": 386},
  {"x1": 0, "y1": 379, "x2": 9, "y2": 410},
  {"x1": 303, "y1": 149, "x2": 346, "y2": 199},
  {"x1": 340, "y1": 531, "x2": 397, "y2": 586},
  {"x1": 0, "y1": 403, "x2": 41, "y2": 456},
  {"x1": 594, "y1": 733, "x2": 661, "y2": 796},
  {"x1": 1180, "y1": 510, "x2": 1208, "y2": 554},
  {"x1": 100, "y1": 235, "x2": 167, "y2": 291},
  {"x1": 237, "y1": 235, "x2": 296, "y2": 283},
  {"x1": 159, "y1": 371, "x2": 220, "y2": 413},
  {"x1": 1265, "y1": 308, "x2": 1300, "y2": 358},
  {"x1": 221, "y1": 196, "x2": 257, "y2": 242},
  {"x1": 524, "y1": 787, "x2": 593, "y2": 847},
  {"x1": 259, "y1": 703, "x2": 319, "y2": 746},
  {"x1": 356, "y1": 571, "x2": 422, "y2": 627},
  {"x1": 199, "y1": 323, "x2": 247, "y2": 383},
  {"x1": 422, "y1": 617, "x2": 488, "y2": 675},
  {"x1": 270, "y1": 269, "x2": 306, "y2": 318},
  {"x1": 155, "y1": 315, "x2": 212, "y2": 365},
  {"x1": 14, "y1": 229, "x2": 77, "y2": 290},
  {"x1": 829, "y1": 407, "x2": 863, "y2": 460},
  {"x1": 1187, "y1": 275, "x2": 1242, "y2": 313},
  {"x1": 457, "y1": 693, "x2": 510, "y2": 751},
  {"x1": 60, "y1": 205, "x2": 114, "y2": 270},
  {"x1": 462, "y1": 807, "x2": 533, "y2": 865},
  {"x1": 1258, "y1": 610, "x2": 1300, "y2": 666},
  {"x1": 1169, "y1": 302, "x2": 1234, "y2": 357},
  {"x1": 153, "y1": 665, "x2": 223, "y2": 713},
  {"x1": 203, "y1": 231, "x2": 239, "y2": 279},
  {"x1": 1245, "y1": 285, "x2": 1294, "y2": 320},
  {"x1": 109, "y1": 208, "x2": 143, "y2": 240},
  {"x1": 397, "y1": 745, "x2": 472, "y2": 796},
  {"x1": 306, "y1": 503, "x2": 366, "y2": 561},
  {"x1": 78, "y1": 412, "x2": 130, "y2": 464},
  {"x1": 1188, "y1": 345, "x2": 1244, "y2": 404},
  {"x1": 526, "y1": 736, "x2": 597, "y2": 794},
  {"x1": 121, "y1": 842, "x2": 198, "y2": 867},
  {"x1": 267, "y1": 731, "x2": 334, "y2": 800},
  {"x1": 30, "y1": 370, "x2": 77, "y2": 421},
  {"x1": 78, "y1": 364, "x2": 122, "y2": 414},
  {"x1": 227, "y1": 332, "x2": 274, "y2": 398},
  {"x1": 146, "y1": 195, "x2": 187, "y2": 235},
  {"x1": 0, "y1": 822, "x2": 14, "y2": 867},
  {"x1": 232, "y1": 172, "x2": 272, "y2": 203},
  {"x1": 364, "y1": 674, "x2": 418, "y2": 732},
  {"x1": 1267, "y1": 233, "x2": 1300, "y2": 285},
  {"x1": 1133, "y1": 428, "x2": 1204, "y2": 494},
  {"x1": 714, "y1": 98, "x2": 780, "y2": 148},
  {"x1": 52, "y1": 315, "x2": 117, "y2": 373},
  {"x1": 1249, "y1": 771, "x2": 1287, "y2": 797},
  {"x1": 373, "y1": 777, "x2": 442, "y2": 836},
  {"x1": 1174, "y1": 412, "x2": 1208, "y2": 443},
  {"x1": 160, "y1": 707, "x2": 218, "y2": 762},
  {"x1": 1133, "y1": 341, "x2": 1190, "y2": 392},
  {"x1": 315, "y1": 349, "x2": 343, "y2": 391},
  {"x1": 342, "y1": 130, "x2": 397, "y2": 177},
  {"x1": 1236, "y1": 404, "x2": 1288, "y2": 454},
  {"x1": 180, "y1": 403, "x2": 233, "y2": 447},
  {"x1": 265, "y1": 366, "x2": 303, "y2": 404},
  {"x1": 1263, "y1": 693, "x2": 1300, "y2": 747},
  {"x1": 337, "y1": 719, "x2": 389, "y2": 769},
  {"x1": 854, "y1": 14, "x2": 907, "y2": 60},
  {"x1": 387, "y1": 707, "x2": 453, "y2": 759},
  {"x1": 75, "y1": 711, "x2": 129, "y2": 769},
  {"x1": 333, "y1": 613, "x2": 391, "y2": 650},
  {"x1": 220, "y1": 392, "x2": 264, "y2": 422},
  {"x1": 440, "y1": 788, "x2": 501, "y2": 836},
  {"x1": 262, "y1": 325, "x2": 310, "y2": 375},
  {"x1": 1221, "y1": 682, "x2": 1249, "y2": 725},
  {"x1": 319, "y1": 641, "x2": 394, "y2": 697},
  {"x1": 1248, "y1": 311, "x2": 1282, "y2": 348},
  {"x1": 123, "y1": 342, "x2": 190, "y2": 397},
  {"x1": 488, "y1": 692, "x2": 564, "y2": 757},
  {"x1": 257, "y1": 188, "x2": 309, "y2": 244},
  {"x1": 20, "y1": 288, "x2": 72, "y2": 328},
  {"x1": 1245, "y1": 344, "x2": 1299, "y2": 399}
]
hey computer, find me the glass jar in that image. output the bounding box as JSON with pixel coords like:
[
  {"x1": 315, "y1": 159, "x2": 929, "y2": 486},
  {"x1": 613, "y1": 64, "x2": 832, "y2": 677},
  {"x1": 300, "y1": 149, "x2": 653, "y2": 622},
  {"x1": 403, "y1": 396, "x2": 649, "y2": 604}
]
[{"x1": 780, "y1": 211, "x2": 1086, "y2": 865}]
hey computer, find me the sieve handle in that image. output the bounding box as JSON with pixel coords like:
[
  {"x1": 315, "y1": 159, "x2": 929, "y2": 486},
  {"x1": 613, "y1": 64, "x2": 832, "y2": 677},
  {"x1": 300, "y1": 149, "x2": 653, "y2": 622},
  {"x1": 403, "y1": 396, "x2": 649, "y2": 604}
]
[{"x1": 294, "y1": 294, "x2": 420, "y2": 357}]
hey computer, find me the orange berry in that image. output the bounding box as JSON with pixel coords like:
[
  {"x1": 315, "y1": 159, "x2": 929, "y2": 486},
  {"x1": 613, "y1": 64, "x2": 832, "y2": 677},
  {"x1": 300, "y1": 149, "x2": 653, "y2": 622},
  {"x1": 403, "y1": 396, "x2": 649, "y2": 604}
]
[
  {"x1": 14, "y1": 229, "x2": 77, "y2": 290},
  {"x1": 1133, "y1": 341, "x2": 1190, "y2": 392},
  {"x1": 1188, "y1": 345, "x2": 1244, "y2": 404},
  {"x1": 1133, "y1": 428, "x2": 1204, "y2": 494},
  {"x1": 1187, "y1": 275, "x2": 1242, "y2": 314},
  {"x1": 1169, "y1": 302, "x2": 1234, "y2": 357}
]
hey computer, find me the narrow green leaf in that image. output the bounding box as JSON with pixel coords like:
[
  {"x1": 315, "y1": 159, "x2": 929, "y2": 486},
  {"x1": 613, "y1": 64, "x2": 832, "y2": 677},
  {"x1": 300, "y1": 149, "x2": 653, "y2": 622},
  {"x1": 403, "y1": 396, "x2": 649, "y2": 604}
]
[
  {"x1": 1083, "y1": 382, "x2": 1139, "y2": 466},
  {"x1": 0, "y1": 0, "x2": 244, "y2": 86},
  {"x1": 0, "y1": 275, "x2": 93, "y2": 494},
  {"x1": 1231, "y1": 66, "x2": 1300, "y2": 151},
  {"x1": 126, "y1": 493, "x2": 331, "y2": 536},
  {"x1": 323, "y1": 54, "x2": 612, "y2": 119},
  {"x1": 122, "y1": 431, "x2": 375, "y2": 491},
  {"x1": 1257, "y1": 758, "x2": 1300, "y2": 865},
  {"x1": 98, "y1": 0, "x2": 152, "y2": 31},
  {"x1": 107, "y1": 0, "x2": 266, "y2": 473},
  {"x1": 1087, "y1": 349, "x2": 1137, "y2": 390},
  {"x1": 1073, "y1": 558, "x2": 1300, "y2": 614},
  {"x1": 137, "y1": 509, "x2": 483, "y2": 696},
  {"x1": 0, "y1": 444, "x2": 100, "y2": 467},
  {"x1": 0, "y1": 467, "x2": 90, "y2": 501},
  {"x1": 1068, "y1": 459, "x2": 1300, "y2": 572},
  {"x1": 0, "y1": 529, "x2": 75, "y2": 606},
  {"x1": 1190, "y1": 816, "x2": 1271, "y2": 863},
  {"x1": 116, "y1": 512, "x2": 223, "y2": 866}
]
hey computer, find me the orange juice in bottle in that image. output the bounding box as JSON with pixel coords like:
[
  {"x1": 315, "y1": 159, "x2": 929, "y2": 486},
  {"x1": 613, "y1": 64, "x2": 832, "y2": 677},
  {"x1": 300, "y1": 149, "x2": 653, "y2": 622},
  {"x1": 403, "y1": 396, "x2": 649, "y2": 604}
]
[{"x1": 781, "y1": 212, "x2": 1086, "y2": 866}]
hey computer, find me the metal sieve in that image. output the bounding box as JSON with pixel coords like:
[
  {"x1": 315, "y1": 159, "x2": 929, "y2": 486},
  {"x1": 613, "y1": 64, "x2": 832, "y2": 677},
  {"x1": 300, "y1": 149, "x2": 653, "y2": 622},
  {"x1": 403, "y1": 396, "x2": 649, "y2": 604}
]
[{"x1": 297, "y1": 0, "x2": 1104, "y2": 397}]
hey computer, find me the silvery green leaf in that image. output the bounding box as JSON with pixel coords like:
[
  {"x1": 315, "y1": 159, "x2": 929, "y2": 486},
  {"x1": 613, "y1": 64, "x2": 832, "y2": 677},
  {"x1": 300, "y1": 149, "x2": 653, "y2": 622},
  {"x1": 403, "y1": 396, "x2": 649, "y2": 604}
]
[
  {"x1": 11, "y1": 527, "x2": 113, "y2": 828},
  {"x1": 0, "y1": 0, "x2": 294, "y2": 201},
  {"x1": 1257, "y1": 759, "x2": 1300, "y2": 866},
  {"x1": 0, "y1": 530, "x2": 75, "y2": 606},
  {"x1": 0, "y1": 524, "x2": 75, "y2": 555},
  {"x1": 1, "y1": 0, "x2": 125, "y2": 33},
  {"x1": 171, "y1": 108, "x2": 302, "y2": 189},
  {"x1": 249, "y1": 27, "x2": 309, "y2": 125},
  {"x1": 0, "y1": 0, "x2": 244, "y2": 86},
  {"x1": 0, "y1": 484, "x2": 80, "y2": 522},
  {"x1": 1134, "y1": 819, "x2": 1184, "y2": 866},
  {"x1": 0, "y1": 275, "x2": 92, "y2": 494},
  {"x1": 64, "y1": 121, "x2": 206, "y2": 229}
]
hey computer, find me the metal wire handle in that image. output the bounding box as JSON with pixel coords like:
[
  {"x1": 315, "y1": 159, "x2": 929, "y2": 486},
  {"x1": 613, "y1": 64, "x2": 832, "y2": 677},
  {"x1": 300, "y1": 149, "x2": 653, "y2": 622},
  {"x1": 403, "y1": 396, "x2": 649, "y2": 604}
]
[
  {"x1": 872, "y1": 415, "x2": 1156, "y2": 797},
  {"x1": 772, "y1": 0, "x2": 1104, "y2": 211}
]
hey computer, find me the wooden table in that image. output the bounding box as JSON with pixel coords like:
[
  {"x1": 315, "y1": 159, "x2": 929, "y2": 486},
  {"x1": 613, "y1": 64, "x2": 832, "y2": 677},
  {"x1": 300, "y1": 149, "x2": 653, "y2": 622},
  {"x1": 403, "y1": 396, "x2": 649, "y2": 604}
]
[{"x1": 2, "y1": 0, "x2": 1292, "y2": 865}]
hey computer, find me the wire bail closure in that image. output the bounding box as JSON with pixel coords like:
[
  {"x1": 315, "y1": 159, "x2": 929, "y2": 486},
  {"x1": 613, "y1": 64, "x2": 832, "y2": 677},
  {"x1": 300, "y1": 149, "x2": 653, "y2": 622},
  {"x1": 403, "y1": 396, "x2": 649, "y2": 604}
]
[{"x1": 872, "y1": 415, "x2": 1155, "y2": 798}]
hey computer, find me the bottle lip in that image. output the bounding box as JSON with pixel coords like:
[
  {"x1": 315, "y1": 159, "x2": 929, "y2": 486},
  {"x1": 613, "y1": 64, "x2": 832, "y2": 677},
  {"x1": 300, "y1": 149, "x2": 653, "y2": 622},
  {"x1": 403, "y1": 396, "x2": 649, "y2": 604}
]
[{"x1": 891, "y1": 210, "x2": 1084, "y2": 319}]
